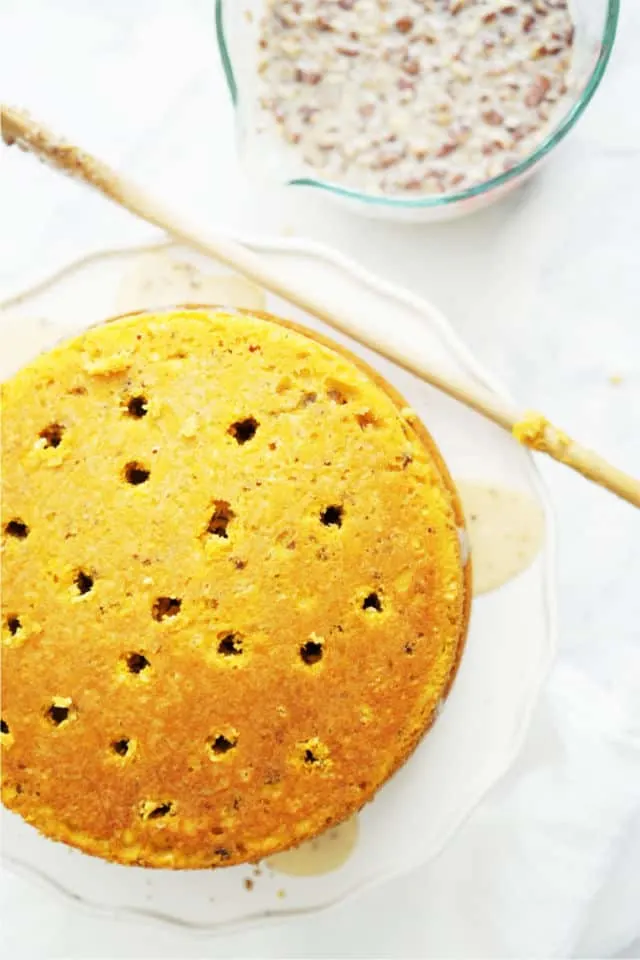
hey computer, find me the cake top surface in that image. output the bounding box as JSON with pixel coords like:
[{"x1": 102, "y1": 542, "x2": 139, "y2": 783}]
[{"x1": 1, "y1": 307, "x2": 468, "y2": 867}]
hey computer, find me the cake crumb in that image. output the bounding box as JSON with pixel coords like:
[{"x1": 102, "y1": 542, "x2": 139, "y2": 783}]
[
  {"x1": 180, "y1": 415, "x2": 199, "y2": 438},
  {"x1": 244, "y1": 877, "x2": 254, "y2": 891},
  {"x1": 83, "y1": 351, "x2": 133, "y2": 376}
]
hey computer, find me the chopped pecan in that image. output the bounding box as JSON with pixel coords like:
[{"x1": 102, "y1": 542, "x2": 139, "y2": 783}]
[
  {"x1": 532, "y1": 43, "x2": 563, "y2": 58},
  {"x1": 315, "y1": 16, "x2": 334, "y2": 32},
  {"x1": 436, "y1": 141, "x2": 459, "y2": 158},
  {"x1": 482, "y1": 109, "x2": 504, "y2": 126},
  {"x1": 524, "y1": 75, "x2": 551, "y2": 107},
  {"x1": 372, "y1": 150, "x2": 403, "y2": 170},
  {"x1": 395, "y1": 17, "x2": 414, "y2": 34},
  {"x1": 294, "y1": 68, "x2": 323, "y2": 85},
  {"x1": 482, "y1": 139, "x2": 506, "y2": 155}
]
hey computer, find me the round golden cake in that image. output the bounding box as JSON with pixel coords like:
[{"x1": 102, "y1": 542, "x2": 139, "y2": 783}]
[{"x1": 1, "y1": 307, "x2": 470, "y2": 868}]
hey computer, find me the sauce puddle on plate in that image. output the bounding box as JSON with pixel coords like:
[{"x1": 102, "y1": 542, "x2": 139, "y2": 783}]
[
  {"x1": 268, "y1": 816, "x2": 359, "y2": 877},
  {"x1": 457, "y1": 481, "x2": 545, "y2": 595},
  {"x1": 116, "y1": 251, "x2": 266, "y2": 314}
]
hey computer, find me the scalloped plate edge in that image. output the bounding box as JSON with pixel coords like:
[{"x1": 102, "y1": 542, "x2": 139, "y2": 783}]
[{"x1": 0, "y1": 234, "x2": 557, "y2": 936}]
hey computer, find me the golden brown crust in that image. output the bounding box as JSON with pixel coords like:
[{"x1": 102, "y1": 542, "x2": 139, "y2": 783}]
[
  {"x1": 248, "y1": 307, "x2": 471, "y2": 702},
  {"x1": 1, "y1": 307, "x2": 470, "y2": 868}
]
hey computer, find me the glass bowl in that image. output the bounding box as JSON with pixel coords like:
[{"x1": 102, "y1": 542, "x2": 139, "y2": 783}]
[{"x1": 215, "y1": 0, "x2": 619, "y2": 223}]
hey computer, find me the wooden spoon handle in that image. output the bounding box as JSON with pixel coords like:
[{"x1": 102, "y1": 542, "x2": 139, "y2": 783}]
[{"x1": 3, "y1": 104, "x2": 639, "y2": 508}]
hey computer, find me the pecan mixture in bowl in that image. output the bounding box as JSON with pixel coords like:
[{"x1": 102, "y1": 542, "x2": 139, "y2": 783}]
[{"x1": 257, "y1": 0, "x2": 575, "y2": 195}]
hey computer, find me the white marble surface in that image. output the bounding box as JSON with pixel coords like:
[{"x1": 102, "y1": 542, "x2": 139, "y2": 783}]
[{"x1": 1, "y1": 1, "x2": 639, "y2": 957}]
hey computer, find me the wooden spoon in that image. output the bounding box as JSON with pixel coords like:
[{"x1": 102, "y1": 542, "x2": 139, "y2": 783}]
[{"x1": 2, "y1": 103, "x2": 638, "y2": 508}]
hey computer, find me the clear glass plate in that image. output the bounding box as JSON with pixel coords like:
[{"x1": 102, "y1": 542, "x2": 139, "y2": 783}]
[{"x1": 1, "y1": 236, "x2": 556, "y2": 932}]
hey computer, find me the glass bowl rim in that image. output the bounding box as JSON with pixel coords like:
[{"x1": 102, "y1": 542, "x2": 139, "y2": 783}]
[{"x1": 215, "y1": 0, "x2": 620, "y2": 209}]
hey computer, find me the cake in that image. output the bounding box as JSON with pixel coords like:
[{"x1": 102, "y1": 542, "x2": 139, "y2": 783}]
[{"x1": 1, "y1": 306, "x2": 470, "y2": 868}]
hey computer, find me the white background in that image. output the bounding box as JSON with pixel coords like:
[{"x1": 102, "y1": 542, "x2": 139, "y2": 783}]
[{"x1": 1, "y1": 1, "x2": 639, "y2": 957}]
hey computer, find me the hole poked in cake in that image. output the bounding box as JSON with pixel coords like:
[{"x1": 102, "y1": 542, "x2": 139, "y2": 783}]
[
  {"x1": 123, "y1": 461, "x2": 150, "y2": 485},
  {"x1": 48, "y1": 705, "x2": 69, "y2": 725},
  {"x1": 39, "y1": 423, "x2": 65, "y2": 448},
  {"x1": 296, "y1": 737, "x2": 332, "y2": 771},
  {"x1": 207, "y1": 500, "x2": 235, "y2": 538},
  {"x1": 112, "y1": 738, "x2": 130, "y2": 756},
  {"x1": 124, "y1": 652, "x2": 150, "y2": 674},
  {"x1": 45, "y1": 697, "x2": 76, "y2": 727},
  {"x1": 124, "y1": 394, "x2": 148, "y2": 418},
  {"x1": 74, "y1": 570, "x2": 94, "y2": 596},
  {"x1": 217, "y1": 632, "x2": 243, "y2": 657},
  {"x1": 0, "y1": 718, "x2": 13, "y2": 748},
  {"x1": 362, "y1": 591, "x2": 383, "y2": 613},
  {"x1": 139, "y1": 800, "x2": 175, "y2": 821},
  {"x1": 6, "y1": 615, "x2": 22, "y2": 637},
  {"x1": 320, "y1": 505, "x2": 343, "y2": 528},
  {"x1": 207, "y1": 729, "x2": 239, "y2": 759},
  {"x1": 4, "y1": 519, "x2": 29, "y2": 539},
  {"x1": 228, "y1": 417, "x2": 259, "y2": 445},
  {"x1": 152, "y1": 596, "x2": 181, "y2": 622},
  {"x1": 300, "y1": 637, "x2": 324, "y2": 665},
  {"x1": 110, "y1": 735, "x2": 138, "y2": 762}
]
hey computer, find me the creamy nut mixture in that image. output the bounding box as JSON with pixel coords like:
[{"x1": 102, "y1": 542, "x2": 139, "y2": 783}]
[{"x1": 257, "y1": 0, "x2": 575, "y2": 195}]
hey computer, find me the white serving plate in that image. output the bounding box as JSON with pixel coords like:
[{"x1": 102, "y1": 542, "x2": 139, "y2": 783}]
[{"x1": 0, "y1": 237, "x2": 556, "y2": 933}]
